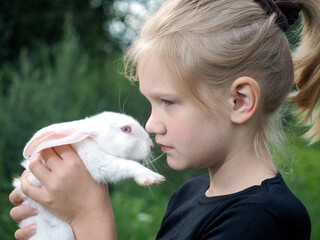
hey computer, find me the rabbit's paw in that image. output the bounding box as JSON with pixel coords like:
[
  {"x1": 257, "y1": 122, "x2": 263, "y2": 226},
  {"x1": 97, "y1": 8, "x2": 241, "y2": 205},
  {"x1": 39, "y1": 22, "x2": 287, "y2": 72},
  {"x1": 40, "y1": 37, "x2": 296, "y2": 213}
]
[{"x1": 134, "y1": 171, "x2": 165, "y2": 187}]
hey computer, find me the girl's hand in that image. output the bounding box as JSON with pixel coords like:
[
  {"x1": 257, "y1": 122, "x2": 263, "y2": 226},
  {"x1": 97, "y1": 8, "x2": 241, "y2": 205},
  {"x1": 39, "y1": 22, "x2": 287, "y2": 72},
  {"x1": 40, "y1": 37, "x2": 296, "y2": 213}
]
[
  {"x1": 20, "y1": 145, "x2": 117, "y2": 240},
  {"x1": 9, "y1": 188, "x2": 37, "y2": 240}
]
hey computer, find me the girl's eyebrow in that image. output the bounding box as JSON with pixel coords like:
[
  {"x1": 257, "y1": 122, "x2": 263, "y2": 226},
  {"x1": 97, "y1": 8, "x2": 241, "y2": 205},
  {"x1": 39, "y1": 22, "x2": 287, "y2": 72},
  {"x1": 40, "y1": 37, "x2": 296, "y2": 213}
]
[
  {"x1": 139, "y1": 88, "x2": 177, "y2": 99},
  {"x1": 143, "y1": 92, "x2": 178, "y2": 101}
]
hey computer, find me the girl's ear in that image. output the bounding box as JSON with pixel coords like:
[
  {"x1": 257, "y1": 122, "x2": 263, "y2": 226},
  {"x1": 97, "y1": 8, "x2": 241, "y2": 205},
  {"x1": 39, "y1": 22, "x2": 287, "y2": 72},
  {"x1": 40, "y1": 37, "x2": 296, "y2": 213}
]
[{"x1": 229, "y1": 76, "x2": 261, "y2": 124}]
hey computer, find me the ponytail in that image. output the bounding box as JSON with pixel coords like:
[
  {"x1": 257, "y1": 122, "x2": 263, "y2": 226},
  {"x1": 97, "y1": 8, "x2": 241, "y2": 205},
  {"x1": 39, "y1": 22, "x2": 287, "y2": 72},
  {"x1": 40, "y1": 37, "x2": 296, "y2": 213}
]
[{"x1": 290, "y1": 0, "x2": 320, "y2": 142}]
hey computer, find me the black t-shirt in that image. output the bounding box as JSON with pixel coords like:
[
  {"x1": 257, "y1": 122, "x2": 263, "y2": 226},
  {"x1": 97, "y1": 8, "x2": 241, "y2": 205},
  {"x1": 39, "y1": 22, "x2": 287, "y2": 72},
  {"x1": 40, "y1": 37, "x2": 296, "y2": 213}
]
[{"x1": 156, "y1": 174, "x2": 311, "y2": 240}]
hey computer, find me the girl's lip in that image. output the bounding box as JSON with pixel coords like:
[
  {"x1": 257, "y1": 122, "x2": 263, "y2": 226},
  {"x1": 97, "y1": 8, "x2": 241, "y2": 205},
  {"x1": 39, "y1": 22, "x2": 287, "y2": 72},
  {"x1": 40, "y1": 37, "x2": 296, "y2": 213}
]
[{"x1": 160, "y1": 145, "x2": 173, "y2": 152}]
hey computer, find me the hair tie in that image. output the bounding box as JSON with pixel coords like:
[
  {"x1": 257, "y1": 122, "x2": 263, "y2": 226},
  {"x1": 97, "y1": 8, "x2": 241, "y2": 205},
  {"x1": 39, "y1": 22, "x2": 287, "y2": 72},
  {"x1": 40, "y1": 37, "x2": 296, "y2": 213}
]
[{"x1": 254, "y1": 0, "x2": 302, "y2": 32}]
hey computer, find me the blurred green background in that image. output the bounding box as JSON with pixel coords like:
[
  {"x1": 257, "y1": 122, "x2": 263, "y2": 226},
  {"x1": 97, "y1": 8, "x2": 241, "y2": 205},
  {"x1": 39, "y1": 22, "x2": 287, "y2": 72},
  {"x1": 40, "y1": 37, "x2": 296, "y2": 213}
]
[{"x1": 0, "y1": 1, "x2": 319, "y2": 239}]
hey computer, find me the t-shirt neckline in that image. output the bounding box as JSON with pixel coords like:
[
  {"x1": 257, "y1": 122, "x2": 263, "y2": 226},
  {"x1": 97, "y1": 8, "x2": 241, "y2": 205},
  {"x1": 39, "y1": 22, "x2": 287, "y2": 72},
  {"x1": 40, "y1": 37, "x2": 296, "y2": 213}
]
[{"x1": 198, "y1": 173, "x2": 282, "y2": 204}]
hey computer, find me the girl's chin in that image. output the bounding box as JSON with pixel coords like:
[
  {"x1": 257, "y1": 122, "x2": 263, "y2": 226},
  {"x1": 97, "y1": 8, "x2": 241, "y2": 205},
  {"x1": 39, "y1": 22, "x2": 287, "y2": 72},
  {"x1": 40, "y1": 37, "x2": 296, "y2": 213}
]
[
  {"x1": 166, "y1": 155, "x2": 205, "y2": 172},
  {"x1": 166, "y1": 156, "x2": 189, "y2": 171}
]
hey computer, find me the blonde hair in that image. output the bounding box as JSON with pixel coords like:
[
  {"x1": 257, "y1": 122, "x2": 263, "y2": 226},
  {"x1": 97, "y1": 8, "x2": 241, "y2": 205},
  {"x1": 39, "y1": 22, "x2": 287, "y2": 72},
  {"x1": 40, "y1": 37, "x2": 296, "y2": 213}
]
[
  {"x1": 290, "y1": 0, "x2": 320, "y2": 142},
  {"x1": 124, "y1": 0, "x2": 320, "y2": 147}
]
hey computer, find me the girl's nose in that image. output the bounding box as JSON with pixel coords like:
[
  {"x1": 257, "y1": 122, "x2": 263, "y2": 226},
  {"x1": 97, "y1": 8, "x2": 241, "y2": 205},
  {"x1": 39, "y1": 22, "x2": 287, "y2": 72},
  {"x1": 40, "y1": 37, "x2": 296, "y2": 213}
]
[{"x1": 145, "y1": 113, "x2": 166, "y2": 135}]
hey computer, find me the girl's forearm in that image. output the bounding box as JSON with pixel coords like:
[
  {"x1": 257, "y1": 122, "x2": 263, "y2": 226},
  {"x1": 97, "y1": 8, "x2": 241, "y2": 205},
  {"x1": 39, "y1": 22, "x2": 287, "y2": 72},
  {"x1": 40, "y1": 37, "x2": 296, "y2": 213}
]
[{"x1": 71, "y1": 199, "x2": 117, "y2": 240}]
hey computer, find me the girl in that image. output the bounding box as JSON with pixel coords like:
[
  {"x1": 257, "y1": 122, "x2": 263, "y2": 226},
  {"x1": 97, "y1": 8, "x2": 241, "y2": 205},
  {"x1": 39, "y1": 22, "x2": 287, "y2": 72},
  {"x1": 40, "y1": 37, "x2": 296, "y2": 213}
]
[{"x1": 9, "y1": 0, "x2": 319, "y2": 239}]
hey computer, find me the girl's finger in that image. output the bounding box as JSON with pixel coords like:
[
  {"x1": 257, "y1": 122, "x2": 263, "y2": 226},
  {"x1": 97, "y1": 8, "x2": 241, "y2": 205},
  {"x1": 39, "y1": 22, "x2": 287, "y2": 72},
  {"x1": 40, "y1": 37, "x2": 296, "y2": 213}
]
[
  {"x1": 10, "y1": 205, "x2": 38, "y2": 223},
  {"x1": 39, "y1": 148, "x2": 62, "y2": 171},
  {"x1": 20, "y1": 171, "x2": 47, "y2": 203},
  {"x1": 28, "y1": 155, "x2": 52, "y2": 186},
  {"x1": 52, "y1": 145, "x2": 78, "y2": 162},
  {"x1": 9, "y1": 189, "x2": 25, "y2": 206},
  {"x1": 14, "y1": 224, "x2": 37, "y2": 240}
]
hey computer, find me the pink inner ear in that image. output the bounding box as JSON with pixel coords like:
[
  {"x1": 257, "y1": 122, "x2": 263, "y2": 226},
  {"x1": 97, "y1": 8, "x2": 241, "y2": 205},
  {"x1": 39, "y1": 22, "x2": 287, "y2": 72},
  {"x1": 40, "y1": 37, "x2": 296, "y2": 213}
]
[
  {"x1": 24, "y1": 132, "x2": 74, "y2": 158},
  {"x1": 23, "y1": 131, "x2": 91, "y2": 159}
]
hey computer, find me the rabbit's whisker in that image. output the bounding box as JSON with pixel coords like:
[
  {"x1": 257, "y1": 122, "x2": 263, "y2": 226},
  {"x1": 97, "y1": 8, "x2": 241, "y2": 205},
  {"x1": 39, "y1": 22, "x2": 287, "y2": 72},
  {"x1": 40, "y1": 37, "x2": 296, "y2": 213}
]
[{"x1": 148, "y1": 152, "x2": 165, "y2": 164}]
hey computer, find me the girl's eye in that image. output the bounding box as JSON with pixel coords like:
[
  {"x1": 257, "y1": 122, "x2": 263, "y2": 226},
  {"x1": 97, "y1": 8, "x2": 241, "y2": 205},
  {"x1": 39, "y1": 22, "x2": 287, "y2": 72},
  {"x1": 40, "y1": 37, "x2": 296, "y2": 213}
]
[
  {"x1": 162, "y1": 99, "x2": 174, "y2": 106},
  {"x1": 121, "y1": 125, "x2": 132, "y2": 134}
]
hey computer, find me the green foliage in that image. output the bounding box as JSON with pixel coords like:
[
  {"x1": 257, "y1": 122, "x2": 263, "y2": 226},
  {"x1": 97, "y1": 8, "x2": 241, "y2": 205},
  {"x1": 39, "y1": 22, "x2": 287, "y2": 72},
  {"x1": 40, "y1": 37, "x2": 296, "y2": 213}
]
[
  {"x1": 0, "y1": 191, "x2": 17, "y2": 239},
  {"x1": 0, "y1": 0, "x2": 118, "y2": 65},
  {"x1": 285, "y1": 145, "x2": 320, "y2": 240}
]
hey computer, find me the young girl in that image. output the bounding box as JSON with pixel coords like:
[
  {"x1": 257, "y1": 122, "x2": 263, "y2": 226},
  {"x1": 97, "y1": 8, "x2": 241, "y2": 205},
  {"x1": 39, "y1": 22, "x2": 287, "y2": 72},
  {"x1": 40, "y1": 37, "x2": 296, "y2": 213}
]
[{"x1": 9, "y1": 0, "x2": 319, "y2": 239}]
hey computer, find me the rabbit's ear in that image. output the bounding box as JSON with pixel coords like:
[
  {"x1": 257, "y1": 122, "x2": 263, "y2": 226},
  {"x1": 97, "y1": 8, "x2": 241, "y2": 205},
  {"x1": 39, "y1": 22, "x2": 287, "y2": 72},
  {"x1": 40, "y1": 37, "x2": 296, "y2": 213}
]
[{"x1": 23, "y1": 122, "x2": 95, "y2": 159}]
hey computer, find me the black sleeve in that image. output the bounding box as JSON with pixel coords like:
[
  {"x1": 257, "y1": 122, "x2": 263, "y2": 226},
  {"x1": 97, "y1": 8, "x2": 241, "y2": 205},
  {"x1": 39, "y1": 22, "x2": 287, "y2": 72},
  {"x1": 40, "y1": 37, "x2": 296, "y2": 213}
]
[{"x1": 201, "y1": 204, "x2": 283, "y2": 240}]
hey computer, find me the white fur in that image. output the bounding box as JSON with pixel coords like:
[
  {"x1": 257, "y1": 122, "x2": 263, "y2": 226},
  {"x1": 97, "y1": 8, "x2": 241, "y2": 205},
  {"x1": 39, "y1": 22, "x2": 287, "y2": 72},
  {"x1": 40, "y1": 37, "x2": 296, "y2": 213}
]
[{"x1": 13, "y1": 111, "x2": 165, "y2": 240}]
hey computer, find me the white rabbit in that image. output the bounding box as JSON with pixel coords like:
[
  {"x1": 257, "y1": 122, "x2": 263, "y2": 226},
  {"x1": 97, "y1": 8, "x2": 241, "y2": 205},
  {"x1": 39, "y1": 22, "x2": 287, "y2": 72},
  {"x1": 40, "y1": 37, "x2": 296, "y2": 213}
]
[{"x1": 13, "y1": 111, "x2": 165, "y2": 240}]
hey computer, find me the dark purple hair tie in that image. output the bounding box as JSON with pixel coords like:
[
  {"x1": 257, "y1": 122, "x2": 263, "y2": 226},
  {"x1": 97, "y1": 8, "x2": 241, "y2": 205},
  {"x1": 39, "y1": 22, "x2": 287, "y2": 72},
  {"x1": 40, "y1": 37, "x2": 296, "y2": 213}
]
[{"x1": 254, "y1": 0, "x2": 302, "y2": 31}]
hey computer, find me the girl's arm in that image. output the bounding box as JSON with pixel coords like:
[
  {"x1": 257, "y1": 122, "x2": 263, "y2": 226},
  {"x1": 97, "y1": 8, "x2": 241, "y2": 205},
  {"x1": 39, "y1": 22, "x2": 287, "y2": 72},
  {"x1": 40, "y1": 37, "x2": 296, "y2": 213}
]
[{"x1": 19, "y1": 145, "x2": 117, "y2": 240}]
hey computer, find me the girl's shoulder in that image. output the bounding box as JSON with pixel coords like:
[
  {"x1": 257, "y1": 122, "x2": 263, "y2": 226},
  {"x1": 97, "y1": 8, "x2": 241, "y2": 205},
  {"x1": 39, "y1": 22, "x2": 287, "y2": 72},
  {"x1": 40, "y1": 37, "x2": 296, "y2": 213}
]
[
  {"x1": 171, "y1": 173, "x2": 311, "y2": 229},
  {"x1": 168, "y1": 173, "x2": 310, "y2": 221},
  {"x1": 174, "y1": 173, "x2": 306, "y2": 209},
  {"x1": 160, "y1": 174, "x2": 311, "y2": 240}
]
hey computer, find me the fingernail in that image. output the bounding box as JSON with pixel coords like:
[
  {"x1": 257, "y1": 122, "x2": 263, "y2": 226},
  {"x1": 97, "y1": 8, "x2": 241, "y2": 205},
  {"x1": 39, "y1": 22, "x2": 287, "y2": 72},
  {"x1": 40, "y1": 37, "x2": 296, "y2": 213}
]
[
  {"x1": 21, "y1": 170, "x2": 27, "y2": 177},
  {"x1": 32, "y1": 208, "x2": 39, "y2": 215},
  {"x1": 29, "y1": 223, "x2": 37, "y2": 234}
]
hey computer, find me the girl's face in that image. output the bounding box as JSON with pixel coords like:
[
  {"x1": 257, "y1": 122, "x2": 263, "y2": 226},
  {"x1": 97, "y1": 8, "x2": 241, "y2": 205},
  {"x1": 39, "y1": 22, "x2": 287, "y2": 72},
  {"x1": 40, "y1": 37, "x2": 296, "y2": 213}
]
[{"x1": 138, "y1": 54, "x2": 231, "y2": 171}]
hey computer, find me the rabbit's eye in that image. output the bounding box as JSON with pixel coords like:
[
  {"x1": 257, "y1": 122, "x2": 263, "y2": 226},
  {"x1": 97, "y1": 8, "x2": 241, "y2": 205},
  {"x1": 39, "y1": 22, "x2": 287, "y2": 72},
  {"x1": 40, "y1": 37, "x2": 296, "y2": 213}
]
[{"x1": 121, "y1": 125, "x2": 132, "y2": 134}]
